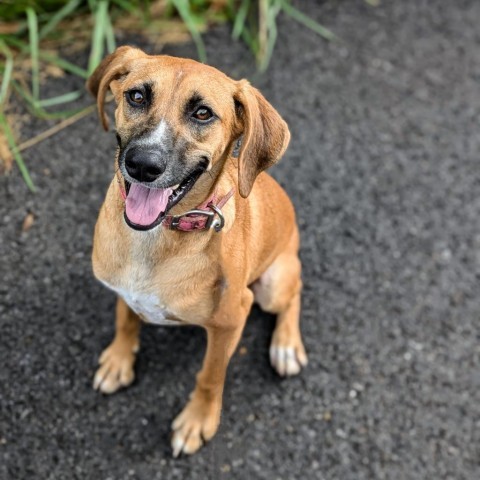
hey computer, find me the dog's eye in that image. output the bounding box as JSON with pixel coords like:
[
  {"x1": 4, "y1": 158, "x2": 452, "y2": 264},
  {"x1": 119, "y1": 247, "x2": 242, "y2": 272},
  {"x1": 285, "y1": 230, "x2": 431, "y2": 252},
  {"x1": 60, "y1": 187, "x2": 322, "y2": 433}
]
[
  {"x1": 127, "y1": 90, "x2": 145, "y2": 106},
  {"x1": 192, "y1": 107, "x2": 213, "y2": 122}
]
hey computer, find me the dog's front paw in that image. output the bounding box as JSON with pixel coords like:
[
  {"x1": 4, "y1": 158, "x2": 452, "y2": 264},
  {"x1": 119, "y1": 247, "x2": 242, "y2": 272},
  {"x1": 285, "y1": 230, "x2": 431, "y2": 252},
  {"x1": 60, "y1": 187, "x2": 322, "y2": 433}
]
[
  {"x1": 93, "y1": 342, "x2": 137, "y2": 394},
  {"x1": 171, "y1": 395, "x2": 221, "y2": 457},
  {"x1": 269, "y1": 336, "x2": 308, "y2": 377}
]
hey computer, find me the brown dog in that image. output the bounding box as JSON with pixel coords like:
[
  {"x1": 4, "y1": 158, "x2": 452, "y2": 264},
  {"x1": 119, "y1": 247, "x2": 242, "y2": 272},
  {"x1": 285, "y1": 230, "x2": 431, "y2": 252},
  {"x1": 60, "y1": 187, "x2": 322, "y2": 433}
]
[{"x1": 87, "y1": 46, "x2": 307, "y2": 456}]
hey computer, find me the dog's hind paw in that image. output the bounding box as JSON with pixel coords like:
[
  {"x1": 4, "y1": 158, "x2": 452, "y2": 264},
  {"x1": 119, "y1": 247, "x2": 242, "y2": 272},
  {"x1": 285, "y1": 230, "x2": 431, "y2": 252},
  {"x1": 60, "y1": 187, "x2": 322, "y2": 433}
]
[
  {"x1": 93, "y1": 342, "x2": 136, "y2": 394},
  {"x1": 269, "y1": 342, "x2": 308, "y2": 377}
]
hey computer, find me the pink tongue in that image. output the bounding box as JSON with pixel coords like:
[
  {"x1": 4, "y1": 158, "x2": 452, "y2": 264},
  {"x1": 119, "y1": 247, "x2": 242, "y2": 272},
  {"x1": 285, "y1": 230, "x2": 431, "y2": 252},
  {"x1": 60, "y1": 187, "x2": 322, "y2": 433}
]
[{"x1": 125, "y1": 183, "x2": 173, "y2": 226}]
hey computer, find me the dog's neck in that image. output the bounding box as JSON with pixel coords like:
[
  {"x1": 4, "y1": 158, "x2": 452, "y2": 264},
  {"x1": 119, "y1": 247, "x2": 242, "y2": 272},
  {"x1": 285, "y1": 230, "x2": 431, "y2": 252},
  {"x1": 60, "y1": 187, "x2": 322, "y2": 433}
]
[{"x1": 170, "y1": 159, "x2": 229, "y2": 216}]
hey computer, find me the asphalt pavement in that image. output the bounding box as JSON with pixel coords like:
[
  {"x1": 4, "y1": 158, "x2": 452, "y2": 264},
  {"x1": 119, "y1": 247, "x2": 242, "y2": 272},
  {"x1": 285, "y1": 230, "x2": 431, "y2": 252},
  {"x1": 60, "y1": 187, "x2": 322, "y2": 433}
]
[{"x1": 1, "y1": 1, "x2": 479, "y2": 479}]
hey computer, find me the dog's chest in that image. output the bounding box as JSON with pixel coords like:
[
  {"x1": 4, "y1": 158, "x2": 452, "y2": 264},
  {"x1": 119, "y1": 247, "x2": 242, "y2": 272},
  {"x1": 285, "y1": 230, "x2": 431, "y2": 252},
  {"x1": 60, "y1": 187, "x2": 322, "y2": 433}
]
[
  {"x1": 101, "y1": 277, "x2": 181, "y2": 326},
  {"x1": 93, "y1": 227, "x2": 215, "y2": 325}
]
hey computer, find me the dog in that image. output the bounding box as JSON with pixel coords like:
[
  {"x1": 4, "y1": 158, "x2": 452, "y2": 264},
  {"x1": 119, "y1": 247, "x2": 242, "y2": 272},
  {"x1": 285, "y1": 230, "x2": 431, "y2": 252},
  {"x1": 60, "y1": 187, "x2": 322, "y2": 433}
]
[{"x1": 87, "y1": 46, "x2": 308, "y2": 457}]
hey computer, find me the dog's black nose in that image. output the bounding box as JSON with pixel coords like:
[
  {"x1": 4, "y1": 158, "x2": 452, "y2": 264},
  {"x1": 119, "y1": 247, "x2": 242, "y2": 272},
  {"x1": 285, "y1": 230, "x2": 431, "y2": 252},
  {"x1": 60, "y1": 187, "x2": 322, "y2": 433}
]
[{"x1": 125, "y1": 148, "x2": 165, "y2": 183}]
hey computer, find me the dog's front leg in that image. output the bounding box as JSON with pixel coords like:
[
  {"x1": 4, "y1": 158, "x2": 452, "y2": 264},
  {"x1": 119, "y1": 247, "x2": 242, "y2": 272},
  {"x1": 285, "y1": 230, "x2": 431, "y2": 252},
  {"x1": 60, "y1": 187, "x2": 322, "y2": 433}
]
[
  {"x1": 93, "y1": 297, "x2": 141, "y2": 394},
  {"x1": 171, "y1": 287, "x2": 253, "y2": 457}
]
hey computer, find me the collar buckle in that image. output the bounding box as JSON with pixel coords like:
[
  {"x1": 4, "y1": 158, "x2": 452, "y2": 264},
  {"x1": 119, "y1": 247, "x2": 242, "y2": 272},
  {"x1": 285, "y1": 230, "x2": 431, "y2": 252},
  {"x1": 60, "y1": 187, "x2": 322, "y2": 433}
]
[
  {"x1": 207, "y1": 203, "x2": 226, "y2": 232},
  {"x1": 168, "y1": 203, "x2": 225, "y2": 232}
]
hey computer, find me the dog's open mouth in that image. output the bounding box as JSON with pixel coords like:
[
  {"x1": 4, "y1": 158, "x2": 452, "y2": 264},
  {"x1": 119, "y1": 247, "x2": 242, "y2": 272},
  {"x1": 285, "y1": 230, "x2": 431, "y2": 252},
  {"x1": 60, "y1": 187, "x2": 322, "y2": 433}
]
[{"x1": 123, "y1": 166, "x2": 206, "y2": 231}]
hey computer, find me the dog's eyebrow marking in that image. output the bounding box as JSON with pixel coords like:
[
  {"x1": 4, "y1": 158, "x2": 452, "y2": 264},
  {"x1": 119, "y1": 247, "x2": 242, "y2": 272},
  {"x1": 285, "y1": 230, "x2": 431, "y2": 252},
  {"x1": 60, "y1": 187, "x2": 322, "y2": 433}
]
[
  {"x1": 184, "y1": 93, "x2": 220, "y2": 122},
  {"x1": 143, "y1": 82, "x2": 153, "y2": 105},
  {"x1": 185, "y1": 93, "x2": 204, "y2": 113}
]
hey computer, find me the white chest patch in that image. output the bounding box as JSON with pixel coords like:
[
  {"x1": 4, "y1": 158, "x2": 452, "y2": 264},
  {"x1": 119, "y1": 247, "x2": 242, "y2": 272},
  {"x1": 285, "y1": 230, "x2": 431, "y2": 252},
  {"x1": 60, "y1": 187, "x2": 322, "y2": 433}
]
[{"x1": 101, "y1": 281, "x2": 181, "y2": 326}]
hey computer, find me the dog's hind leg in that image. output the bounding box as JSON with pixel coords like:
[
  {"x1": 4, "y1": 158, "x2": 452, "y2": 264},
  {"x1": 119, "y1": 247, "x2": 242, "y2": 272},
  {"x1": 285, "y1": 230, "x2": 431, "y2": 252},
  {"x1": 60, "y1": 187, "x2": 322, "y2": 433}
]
[
  {"x1": 252, "y1": 228, "x2": 308, "y2": 376},
  {"x1": 93, "y1": 297, "x2": 141, "y2": 394}
]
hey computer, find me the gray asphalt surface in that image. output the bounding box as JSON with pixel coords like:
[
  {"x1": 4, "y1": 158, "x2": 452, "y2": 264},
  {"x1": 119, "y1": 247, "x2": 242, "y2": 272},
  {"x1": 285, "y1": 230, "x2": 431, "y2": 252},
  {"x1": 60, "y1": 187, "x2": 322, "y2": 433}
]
[{"x1": 1, "y1": 1, "x2": 480, "y2": 479}]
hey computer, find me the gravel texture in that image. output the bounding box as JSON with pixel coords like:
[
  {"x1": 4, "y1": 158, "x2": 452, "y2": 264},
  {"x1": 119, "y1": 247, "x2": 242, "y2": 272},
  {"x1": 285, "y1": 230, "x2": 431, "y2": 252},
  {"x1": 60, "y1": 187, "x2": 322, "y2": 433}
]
[{"x1": 1, "y1": 1, "x2": 480, "y2": 479}]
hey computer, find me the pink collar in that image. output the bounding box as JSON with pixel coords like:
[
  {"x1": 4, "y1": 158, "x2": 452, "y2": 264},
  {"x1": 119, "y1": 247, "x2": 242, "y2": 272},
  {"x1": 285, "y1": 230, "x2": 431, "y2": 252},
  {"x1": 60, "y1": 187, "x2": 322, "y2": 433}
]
[
  {"x1": 118, "y1": 178, "x2": 234, "y2": 232},
  {"x1": 162, "y1": 189, "x2": 234, "y2": 232}
]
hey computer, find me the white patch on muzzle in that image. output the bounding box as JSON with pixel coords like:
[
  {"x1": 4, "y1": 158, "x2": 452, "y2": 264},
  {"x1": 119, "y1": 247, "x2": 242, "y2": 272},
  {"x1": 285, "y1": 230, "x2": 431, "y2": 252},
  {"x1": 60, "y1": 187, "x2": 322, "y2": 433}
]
[{"x1": 138, "y1": 119, "x2": 169, "y2": 148}]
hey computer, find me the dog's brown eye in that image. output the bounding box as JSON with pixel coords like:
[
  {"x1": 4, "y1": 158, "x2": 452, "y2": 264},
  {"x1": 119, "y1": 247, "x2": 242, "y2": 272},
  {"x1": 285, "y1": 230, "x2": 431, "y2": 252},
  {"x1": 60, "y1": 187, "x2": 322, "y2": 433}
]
[
  {"x1": 192, "y1": 107, "x2": 213, "y2": 122},
  {"x1": 128, "y1": 90, "x2": 144, "y2": 105}
]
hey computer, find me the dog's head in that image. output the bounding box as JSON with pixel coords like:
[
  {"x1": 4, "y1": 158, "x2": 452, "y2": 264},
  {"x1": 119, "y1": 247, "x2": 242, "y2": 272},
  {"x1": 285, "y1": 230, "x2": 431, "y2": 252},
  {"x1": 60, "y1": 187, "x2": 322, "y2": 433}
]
[{"x1": 87, "y1": 46, "x2": 290, "y2": 230}]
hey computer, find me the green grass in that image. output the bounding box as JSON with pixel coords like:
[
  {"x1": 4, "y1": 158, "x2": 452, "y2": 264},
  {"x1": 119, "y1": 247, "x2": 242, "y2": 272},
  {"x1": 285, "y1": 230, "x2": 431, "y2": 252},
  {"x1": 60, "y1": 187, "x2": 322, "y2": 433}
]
[
  {"x1": 0, "y1": 111, "x2": 36, "y2": 191},
  {"x1": 0, "y1": 0, "x2": 335, "y2": 191}
]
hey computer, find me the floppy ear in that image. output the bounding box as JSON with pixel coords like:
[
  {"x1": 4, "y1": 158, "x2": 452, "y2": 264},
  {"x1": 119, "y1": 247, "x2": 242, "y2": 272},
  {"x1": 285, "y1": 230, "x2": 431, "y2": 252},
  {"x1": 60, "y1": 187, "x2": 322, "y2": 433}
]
[
  {"x1": 86, "y1": 46, "x2": 146, "y2": 131},
  {"x1": 234, "y1": 80, "x2": 290, "y2": 198}
]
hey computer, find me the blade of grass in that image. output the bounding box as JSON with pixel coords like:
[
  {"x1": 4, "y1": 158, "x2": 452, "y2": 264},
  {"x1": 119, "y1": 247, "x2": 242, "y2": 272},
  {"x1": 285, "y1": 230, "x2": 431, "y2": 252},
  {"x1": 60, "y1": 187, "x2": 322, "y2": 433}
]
[
  {"x1": 0, "y1": 40, "x2": 13, "y2": 105},
  {"x1": 258, "y1": 0, "x2": 268, "y2": 67},
  {"x1": 1, "y1": 35, "x2": 29, "y2": 49},
  {"x1": 88, "y1": 0, "x2": 109, "y2": 74},
  {"x1": 26, "y1": 8, "x2": 40, "y2": 102},
  {"x1": 240, "y1": 25, "x2": 258, "y2": 55},
  {"x1": 104, "y1": 6, "x2": 116, "y2": 53},
  {"x1": 170, "y1": 0, "x2": 206, "y2": 62},
  {"x1": 15, "y1": 104, "x2": 97, "y2": 154},
  {"x1": 37, "y1": 89, "x2": 83, "y2": 108},
  {"x1": 280, "y1": 0, "x2": 336, "y2": 41},
  {"x1": 10, "y1": 80, "x2": 35, "y2": 105},
  {"x1": 0, "y1": 111, "x2": 36, "y2": 192},
  {"x1": 232, "y1": 0, "x2": 250, "y2": 40},
  {"x1": 259, "y1": 0, "x2": 281, "y2": 72},
  {"x1": 231, "y1": 0, "x2": 258, "y2": 55},
  {"x1": 11, "y1": 81, "x2": 85, "y2": 120},
  {"x1": 3, "y1": 36, "x2": 89, "y2": 78},
  {"x1": 40, "y1": 52, "x2": 89, "y2": 79},
  {"x1": 34, "y1": 108, "x2": 87, "y2": 120},
  {"x1": 0, "y1": 19, "x2": 28, "y2": 36},
  {"x1": 111, "y1": 0, "x2": 136, "y2": 14},
  {"x1": 39, "y1": 0, "x2": 83, "y2": 39}
]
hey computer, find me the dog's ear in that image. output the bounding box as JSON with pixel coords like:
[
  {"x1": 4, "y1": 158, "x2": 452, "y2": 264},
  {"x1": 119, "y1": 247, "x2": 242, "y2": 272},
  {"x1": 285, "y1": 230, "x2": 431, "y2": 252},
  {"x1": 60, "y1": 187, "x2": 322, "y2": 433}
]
[
  {"x1": 87, "y1": 46, "x2": 146, "y2": 131},
  {"x1": 234, "y1": 80, "x2": 290, "y2": 198}
]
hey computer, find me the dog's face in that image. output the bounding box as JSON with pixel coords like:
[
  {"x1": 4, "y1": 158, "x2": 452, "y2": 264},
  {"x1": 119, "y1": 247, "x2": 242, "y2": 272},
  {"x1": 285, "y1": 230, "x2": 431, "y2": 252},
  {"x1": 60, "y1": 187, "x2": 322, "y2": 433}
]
[{"x1": 88, "y1": 46, "x2": 290, "y2": 230}]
